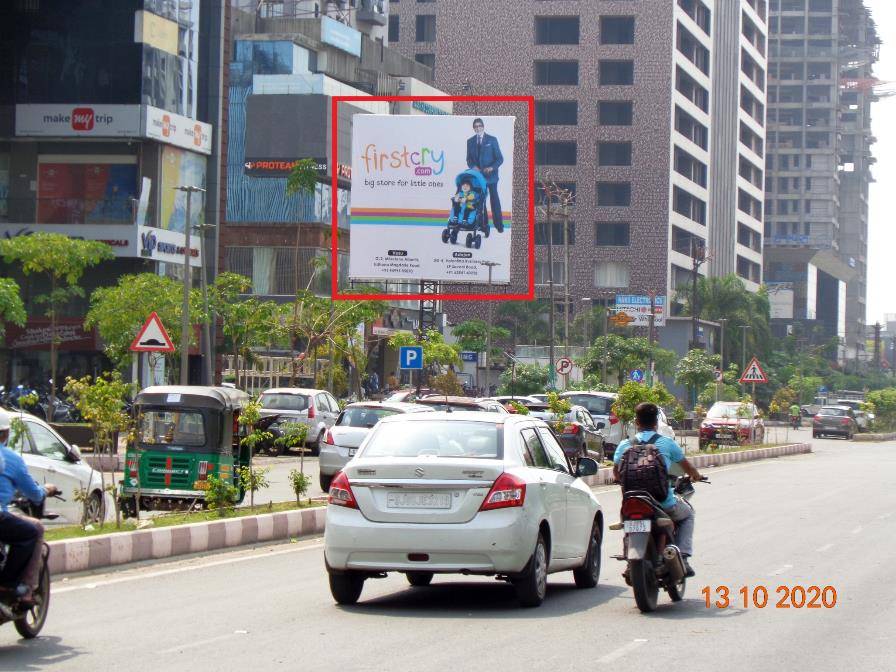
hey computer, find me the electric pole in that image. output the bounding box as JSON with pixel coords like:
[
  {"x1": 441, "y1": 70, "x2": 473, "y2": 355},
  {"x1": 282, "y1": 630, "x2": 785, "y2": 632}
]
[
  {"x1": 175, "y1": 185, "x2": 205, "y2": 386},
  {"x1": 478, "y1": 261, "x2": 500, "y2": 396}
]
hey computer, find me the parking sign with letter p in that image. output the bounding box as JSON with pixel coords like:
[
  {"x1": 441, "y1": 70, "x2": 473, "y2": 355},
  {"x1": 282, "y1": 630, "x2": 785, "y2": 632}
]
[{"x1": 400, "y1": 345, "x2": 424, "y2": 370}]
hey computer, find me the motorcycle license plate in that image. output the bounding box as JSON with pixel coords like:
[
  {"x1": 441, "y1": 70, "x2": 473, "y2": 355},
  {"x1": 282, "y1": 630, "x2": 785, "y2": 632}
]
[{"x1": 624, "y1": 520, "x2": 651, "y2": 533}]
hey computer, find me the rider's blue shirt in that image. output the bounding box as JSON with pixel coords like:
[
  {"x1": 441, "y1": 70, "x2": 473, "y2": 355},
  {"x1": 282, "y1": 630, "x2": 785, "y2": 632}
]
[
  {"x1": 0, "y1": 444, "x2": 45, "y2": 511},
  {"x1": 613, "y1": 430, "x2": 685, "y2": 509}
]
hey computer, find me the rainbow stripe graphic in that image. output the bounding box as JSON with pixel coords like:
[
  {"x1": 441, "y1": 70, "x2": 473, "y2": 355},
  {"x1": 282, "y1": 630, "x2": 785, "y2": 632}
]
[{"x1": 351, "y1": 207, "x2": 512, "y2": 228}]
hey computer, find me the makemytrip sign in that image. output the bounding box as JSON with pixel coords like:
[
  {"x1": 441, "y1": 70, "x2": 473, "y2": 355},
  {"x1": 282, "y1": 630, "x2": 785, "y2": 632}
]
[
  {"x1": 144, "y1": 106, "x2": 212, "y2": 155},
  {"x1": 15, "y1": 104, "x2": 142, "y2": 137},
  {"x1": 614, "y1": 295, "x2": 667, "y2": 327},
  {"x1": 138, "y1": 225, "x2": 201, "y2": 267}
]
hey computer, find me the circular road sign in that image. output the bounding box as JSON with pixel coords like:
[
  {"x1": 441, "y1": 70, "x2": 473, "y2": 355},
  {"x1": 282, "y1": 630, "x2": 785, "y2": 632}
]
[
  {"x1": 630, "y1": 369, "x2": 644, "y2": 383},
  {"x1": 556, "y1": 357, "x2": 573, "y2": 375}
]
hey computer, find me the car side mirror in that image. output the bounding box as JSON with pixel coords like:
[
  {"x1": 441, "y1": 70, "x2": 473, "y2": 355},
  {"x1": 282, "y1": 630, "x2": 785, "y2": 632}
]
[
  {"x1": 67, "y1": 444, "x2": 82, "y2": 462},
  {"x1": 576, "y1": 457, "x2": 599, "y2": 477},
  {"x1": 595, "y1": 422, "x2": 606, "y2": 430}
]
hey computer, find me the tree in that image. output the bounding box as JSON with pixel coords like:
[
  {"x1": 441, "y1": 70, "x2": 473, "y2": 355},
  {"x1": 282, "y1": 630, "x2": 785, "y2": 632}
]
[
  {"x1": 864, "y1": 388, "x2": 896, "y2": 431},
  {"x1": 389, "y1": 329, "x2": 460, "y2": 387},
  {"x1": 496, "y1": 300, "x2": 548, "y2": 346},
  {"x1": 285, "y1": 158, "x2": 319, "y2": 199},
  {"x1": 208, "y1": 273, "x2": 280, "y2": 389},
  {"x1": 675, "y1": 349, "x2": 721, "y2": 408},
  {"x1": 85, "y1": 273, "x2": 204, "y2": 372},
  {"x1": 611, "y1": 381, "x2": 675, "y2": 427},
  {"x1": 0, "y1": 277, "x2": 26, "y2": 340},
  {"x1": 497, "y1": 363, "x2": 549, "y2": 396},
  {"x1": 452, "y1": 319, "x2": 511, "y2": 359},
  {"x1": 430, "y1": 370, "x2": 464, "y2": 395},
  {"x1": 580, "y1": 335, "x2": 676, "y2": 386},
  {"x1": 1, "y1": 233, "x2": 114, "y2": 418},
  {"x1": 788, "y1": 375, "x2": 825, "y2": 405}
]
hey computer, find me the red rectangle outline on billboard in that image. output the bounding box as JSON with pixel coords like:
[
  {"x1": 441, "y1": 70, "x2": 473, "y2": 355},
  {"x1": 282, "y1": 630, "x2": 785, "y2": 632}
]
[{"x1": 331, "y1": 95, "x2": 535, "y2": 301}]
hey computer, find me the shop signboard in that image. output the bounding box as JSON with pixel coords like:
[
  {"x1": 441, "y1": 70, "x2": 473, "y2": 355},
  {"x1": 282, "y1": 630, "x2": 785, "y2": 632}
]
[
  {"x1": 15, "y1": 104, "x2": 142, "y2": 137},
  {"x1": 143, "y1": 105, "x2": 213, "y2": 155},
  {"x1": 613, "y1": 295, "x2": 667, "y2": 327},
  {"x1": 138, "y1": 225, "x2": 201, "y2": 268},
  {"x1": 320, "y1": 16, "x2": 362, "y2": 57}
]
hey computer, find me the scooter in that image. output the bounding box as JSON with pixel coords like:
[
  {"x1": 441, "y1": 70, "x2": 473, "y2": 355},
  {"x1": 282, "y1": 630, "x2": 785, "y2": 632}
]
[
  {"x1": 0, "y1": 493, "x2": 64, "y2": 639},
  {"x1": 612, "y1": 476, "x2": 708, "y2": 613}
]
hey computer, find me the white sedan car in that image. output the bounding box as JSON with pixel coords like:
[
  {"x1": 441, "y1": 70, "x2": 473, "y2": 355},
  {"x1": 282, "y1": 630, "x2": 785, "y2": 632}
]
[
  {"x1": 324, "y1": 412, "x2": 604, "y2": 608},
  {"x1": 6, "y1": 411, "x2": 112, "y2": 524}
]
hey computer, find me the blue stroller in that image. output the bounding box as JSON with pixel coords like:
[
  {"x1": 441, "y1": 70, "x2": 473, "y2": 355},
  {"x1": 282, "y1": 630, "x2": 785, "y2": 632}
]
[{"x1": 441, "y1": 169, "x2": 490, "y2": 249}]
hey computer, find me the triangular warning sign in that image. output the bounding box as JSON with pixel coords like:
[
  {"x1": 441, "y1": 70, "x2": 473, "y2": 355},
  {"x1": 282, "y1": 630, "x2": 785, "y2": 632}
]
[
  {"x1": 130, "y1": 312, "x2": 176, "y2": 352},
  {"x1": 739, "y1": 356, "x2": 768, "y2": 384}
]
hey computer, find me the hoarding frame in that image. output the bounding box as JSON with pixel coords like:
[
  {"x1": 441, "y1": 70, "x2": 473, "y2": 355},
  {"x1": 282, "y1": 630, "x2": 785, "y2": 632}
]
[{"x1": 331, "y1": 95, "x2": 536, "y2": 302}]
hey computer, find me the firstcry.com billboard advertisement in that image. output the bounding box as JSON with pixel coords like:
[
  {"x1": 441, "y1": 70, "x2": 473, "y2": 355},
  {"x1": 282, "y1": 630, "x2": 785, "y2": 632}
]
[{"x1": 349, "y1": 115, "x2": 514, "y2": 284}]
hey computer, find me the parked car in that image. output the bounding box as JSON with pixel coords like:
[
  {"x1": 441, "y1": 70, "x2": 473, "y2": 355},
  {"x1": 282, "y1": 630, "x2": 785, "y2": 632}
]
[
  {"x1": 318, "y1": 402, "x2": 434, "y2": 491},
  {"x1": 383, "y1": 388, "x2": 433, "y2": 403},
  {"x1": 551, "y1": 406, "x2": 605, "y2": 461},
  {"x1": 813, "y1": 406, "x2": 859, "y2": 439},
  {"x1": 529, "y1": 394, "x2": 550, "y2": 403},
  {"x1": 258, "y1": 388, "x2": 341, "y2": 453},
  {"x1": 699, "y1": 401, "x2": 765, "y2": 448},
  {"x1": 484, "y1": 396, "x2": 543, "y2": 411},
  {"x1": 324, "y1": 412, "x2": 603, "y2": 607},
  {"x1": 6, "y1": 411, "x2": 112, "y2": 525},
  {"x1": 834, "y1": 399, "x2": 872, "y2": 431},
  {"x1": 559, "y1": 392, "x2": 624, "y2": 449},
  {"x1": 416, "y1": 395, "x2": 509, "y2": 414}
]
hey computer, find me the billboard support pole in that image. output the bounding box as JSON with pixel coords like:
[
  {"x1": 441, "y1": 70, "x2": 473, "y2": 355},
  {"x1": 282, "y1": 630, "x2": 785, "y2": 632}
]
[{"x1": 546, "y1": 187, "x2": 555, "y2": 389}]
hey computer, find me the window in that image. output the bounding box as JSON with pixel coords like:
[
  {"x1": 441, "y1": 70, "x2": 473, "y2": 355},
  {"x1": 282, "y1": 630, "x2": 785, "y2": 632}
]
[
  {"x1": 674, "y1": 106, "x2": 708, "y2": 149},
  {"x1": 535, "y1": 16, "x2": 580, "y2": 45},
  {"x1": 597, "y1": 182, "x2": 631, "y2": 206},
  {"x1": 538, "y1": 181, "x2": 576, "y2": 204},
  {"x1": 675, "y1": 66, "x2": 708, "y2": 111},
  {"x1": 536, "y1": 221, "x2": 576, "y2": 245},
  {"x1": 365, "y1": 421, "x2": 501, "y2": 459},
  {"x1": 521, "y1": 428, "x2": 551, "y2": 468},
  {"x1": 536, "y1": 141, "x2": 577, "y2": 165},
  {"x1": 738, "y1": 188, "x2": 763, "y2": 220},
  {"x1": 672, "y1": 225, "x2": 705, "y2": 257},
  {"x1": 595, "y1": 222, "x2": 630, "y2": 246},
  {"x1": 534, "y1": 60, "x2": 579, "y2": 85},
  {"x1": 415, "y1": 53, "x2": 435, "y2": 70},
  {"x1": 598, "y1": 142, "x2": 632, "y2": 167},
  {"x1": 594, "y1": 261, "x2": 630, "y2": 288},
  {"x1": 535, "y1": 100, "x2": 578, "y2": 125},
  {"x1": 535, "y1": 260, "x2": 566, "y2": 286},
  {"x1": 138, "y1": 411, "x2": 207, "y2": 448},
  {"x1": 677, "y1": 23, "x2": 709, "y2": 74},
  {"x1": 737, "y1": 255, "x2": 761, "y2": 283},
  {"x1": 536, "y1": 427, "x2": 571, "y2": 474},
  {"x1": 599, "y1": 101, "x2": 633, "y2": 125},
  {"x1": 415, "y1": 15, "x2": 436, "y2": 42},
  {"x1": 673, "y1": 186, "x2": 706, "y2": 224},
  {"x1": 26, "y1": 422, "x2": 69, "y2": 461},
  {"x1": 599, "y1": 16, "x2": 635, "y2": 44},
  {"x1": 678, "y1": 0, "x2": 711, "y2": 35},
  {"x1": 599, "y1": 60, "x2": 634, "y2": 85},
  {"x1": 740, "y1": 122, "x2": 764, "y2": 157},
  {"x1": 674, "y1": 146, "x2": 707, "y2": 187},
  {"x1": 388, "y1": 14, "x2": 399, "y2": 42}
]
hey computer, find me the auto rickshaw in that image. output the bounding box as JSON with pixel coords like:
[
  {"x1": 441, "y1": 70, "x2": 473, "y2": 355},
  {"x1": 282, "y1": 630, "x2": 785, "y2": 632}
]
[{"x1": 120, "y1": 386, "x2": 251, "y2": 515}]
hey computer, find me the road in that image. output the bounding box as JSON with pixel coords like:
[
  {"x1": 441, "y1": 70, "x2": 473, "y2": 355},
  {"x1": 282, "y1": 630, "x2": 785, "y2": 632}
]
[
  {"x1": 247, "y1": 454, "x2": 325, "y2": 504},
  {"x1": 2, "y1": 428, "x2": 894, "y2": 671}
]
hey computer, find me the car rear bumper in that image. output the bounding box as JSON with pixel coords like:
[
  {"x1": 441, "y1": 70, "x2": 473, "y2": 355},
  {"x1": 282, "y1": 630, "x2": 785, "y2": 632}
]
[
  {"x1": 324, "y1": 505, "x2": 534, "y2": 574},
  {"x1": 319, "y1": 444, "x2": 354, "y2": 475}
]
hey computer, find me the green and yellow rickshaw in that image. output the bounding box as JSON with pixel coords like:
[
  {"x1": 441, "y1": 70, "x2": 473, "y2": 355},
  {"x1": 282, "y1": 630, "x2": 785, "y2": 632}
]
[{"x1": 120, "y1": 386, "x2": 251, "y2": 515}]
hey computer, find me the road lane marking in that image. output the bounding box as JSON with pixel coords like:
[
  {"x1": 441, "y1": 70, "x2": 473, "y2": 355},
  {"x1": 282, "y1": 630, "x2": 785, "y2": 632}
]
[
  {"x1": 597, "y1": 639, "x2": 648, "y2": 664},
  {"x1": 815, "y1": 543, "x2": 834, "y2": 552},
  {"x1": 160, "y1": 632, "x2": 248, "y2": 655},
  {"x1": 54, "y1": 542, "x2": 324, "y2": 595},
  {"x1": 768, "y1": 564, "x2": 793, "y2": 576}
]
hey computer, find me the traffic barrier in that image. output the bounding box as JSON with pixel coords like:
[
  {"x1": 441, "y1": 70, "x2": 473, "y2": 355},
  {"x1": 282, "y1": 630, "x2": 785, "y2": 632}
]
[
  {"x1": 48, "y1": 506, "x2": 326, "y2": 576},
  {"x1": 853, "y1": 431, "x2": 896, "y2": 442}
]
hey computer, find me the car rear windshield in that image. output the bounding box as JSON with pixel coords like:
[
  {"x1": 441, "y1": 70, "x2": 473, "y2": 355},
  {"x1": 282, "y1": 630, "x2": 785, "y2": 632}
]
[
  {"x1": 563, "y1": 395, "x2": 612, "y2": 416},
  {"x1": 259, "y1": 393, "x2": 310, "y2": 411},
  {"x1": 818, "y1": 408, "x2": 846, "y2": 416},
  {"x1": 707, "y1": 404, "x2": 749, "y2": 419},
  {"x1": 139, "y1": 411, "x2": 206, "y2": 447},
  {"x1": 338, "y1": 407, "x2": 399, "y2": 428},
  {"x1": 363, "y1": 421, "x2": 502, "y2": 459},
  {"x1": 418, "y1": 402, "x2": 484, "y2": 413}
]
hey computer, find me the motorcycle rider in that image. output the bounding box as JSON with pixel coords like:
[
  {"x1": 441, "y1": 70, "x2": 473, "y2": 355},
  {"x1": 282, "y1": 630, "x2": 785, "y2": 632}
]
[
  {"x1": 0, "y1": 409, "x2": 58, "y2": 605},
  {"x1": 613, "y1": 402, "x2": 704, "y2": 577},
  {"x1": 789, "y1": 402, "x2": 801, "y2": 428}
]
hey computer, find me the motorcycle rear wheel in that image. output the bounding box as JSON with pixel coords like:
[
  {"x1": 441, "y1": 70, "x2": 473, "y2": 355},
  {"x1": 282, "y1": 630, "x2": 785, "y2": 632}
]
[
  {"x1": 15, "y1": 558, "x2": 49, "y2": 639},
  {"x1": 629, "y1": 538, "x2": 659, "y2": 613},
  {"x1": 666, "y1": 576, "x2": 686, "y2": 602}
]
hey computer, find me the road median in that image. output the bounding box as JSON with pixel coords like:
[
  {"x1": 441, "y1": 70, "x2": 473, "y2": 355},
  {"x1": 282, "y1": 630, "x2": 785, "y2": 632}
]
[{"x1": 853, "y1": 431, "x2": 896, "y2": 442}]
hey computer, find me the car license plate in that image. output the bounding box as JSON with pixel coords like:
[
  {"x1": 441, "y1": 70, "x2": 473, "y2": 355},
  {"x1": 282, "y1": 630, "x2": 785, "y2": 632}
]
[
  {"x1": 386, "y1": 492, "x2": 451, "y2": 509},
  {"x1": 716, "y1": 432, "x2": 733, "y2": 439},
  {"x1": 624, "y1": 520, "x2": 651, "y2": 533},
  {"x1": 193, "y1": 480, "x2": 210, "y2": 490},
  {"x1": 348, "y1": 448, "x2": 357, "y2": 457}
]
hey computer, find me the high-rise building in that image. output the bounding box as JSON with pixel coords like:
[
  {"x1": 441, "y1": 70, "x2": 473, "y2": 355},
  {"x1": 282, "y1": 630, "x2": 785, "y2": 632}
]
[
  {"x1": 0, "y1": 0, "x2": 226, "y2": 386},
  {"x1": 391, "y1": 0, "x2": 768, "y2": 338},
  {"x1": 764, "y1": 0, "x2": 878, "y2": 361}
]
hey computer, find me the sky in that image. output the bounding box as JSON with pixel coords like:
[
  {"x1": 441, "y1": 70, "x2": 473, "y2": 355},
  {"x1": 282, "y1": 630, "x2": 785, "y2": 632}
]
[{"x1": 864, "y1": 0, "x2": 896, "y2": 325}]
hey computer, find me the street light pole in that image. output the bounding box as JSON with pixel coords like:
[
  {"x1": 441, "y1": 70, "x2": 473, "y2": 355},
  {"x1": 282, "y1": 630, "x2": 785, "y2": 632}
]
[
  {"x1": 602, "y1": 301, "x2": 609, "y2": 385},
  {"x1": 175, "y1": 185, "x2": 205, "y2": 386},
  {"x1": 717, "y1": 318, "x2": 727, "y2": 402},
  {"x1": 546, "y1": 189, "x2": 555, "y2": 389},
  {"x1": 196, "y1": 221, "x2": 216, "y2": 386},
  {"x1": 478, "y1": 261, "x2": 500, "y2": 396},
  {"x1": 582, "y1": 297, "x2": 592, "y2": 354},
  {"x1": 739, "y1": 324, "x2": 751, "y2": 391}
]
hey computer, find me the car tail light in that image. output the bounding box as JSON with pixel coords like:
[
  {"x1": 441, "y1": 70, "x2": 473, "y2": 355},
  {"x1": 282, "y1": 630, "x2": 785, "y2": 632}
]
[
  {"x1": 126, "y1": 456, "x2": 138, "y2": 478},
  {"x1": 562, "y1": 424, "x2": 580, "y2": 435},
  {"x1": 325, "y1": 430, "x2": 335, "y2": 445},
  {"x1": 840, "y1": 417, "x2": 850, "y2": 425},
  {"x1": 308, "y1": 403, "x2": 316, "y2": 420},
  {"x1": 609, "y1": 412, "x2": 619, "y2": 425},
  {"x1": 813, "y1": 415, "x2": 821, "y2": 422},
  {"x1": 480, "y1": 472, "x2": 526, "y2": 511},
  {"x1": 328, "y1": 471, "x2": 357, "y2": 509},
  {"x1": 198, "y1": 461, "x2": 209, "y2": 481},
  {"x1": 621, "y1": 498, "x2": 654, "y2": 520}
]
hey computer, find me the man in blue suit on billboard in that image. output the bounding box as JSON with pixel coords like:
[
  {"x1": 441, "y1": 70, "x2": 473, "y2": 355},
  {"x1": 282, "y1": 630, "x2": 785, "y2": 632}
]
[{"x1": 466, "y1": 118, "x2": 505, "y2": 232}]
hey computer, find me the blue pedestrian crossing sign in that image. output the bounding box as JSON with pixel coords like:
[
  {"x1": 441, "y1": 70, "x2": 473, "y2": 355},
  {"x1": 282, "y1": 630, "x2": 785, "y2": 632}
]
[
  {"x1": 399, "y1": 345, "x2": 424, "y2": 370},
  {"x1": 630, "y1": 369, "x2": 645, "y2": 383}
]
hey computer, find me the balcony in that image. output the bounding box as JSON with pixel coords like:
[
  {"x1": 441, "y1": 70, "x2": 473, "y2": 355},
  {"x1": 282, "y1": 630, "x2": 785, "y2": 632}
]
[{"x1": 356, "y1": 0, "x2": 387, "y2": 26}]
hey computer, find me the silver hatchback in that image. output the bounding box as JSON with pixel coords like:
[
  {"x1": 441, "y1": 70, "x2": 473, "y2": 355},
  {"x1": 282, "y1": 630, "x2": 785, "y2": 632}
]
[
  {"x1": 258, "y1": 388, "x2": 341, "y2": 453},
  {"x1": 318, "y1": 402, "x2": 433, "y2": 491}
]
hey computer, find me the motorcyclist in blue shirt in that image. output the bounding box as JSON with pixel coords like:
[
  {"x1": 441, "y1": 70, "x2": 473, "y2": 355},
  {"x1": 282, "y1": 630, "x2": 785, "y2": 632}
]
[{"x1": 0, "y1": 409, "x2": 58, "y2": 604}]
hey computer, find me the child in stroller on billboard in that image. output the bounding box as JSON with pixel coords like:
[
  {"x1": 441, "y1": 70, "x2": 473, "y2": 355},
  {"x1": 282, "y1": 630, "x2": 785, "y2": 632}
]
[{"x1": 441, "y1": 169, "x2": 491, "y2": 249}]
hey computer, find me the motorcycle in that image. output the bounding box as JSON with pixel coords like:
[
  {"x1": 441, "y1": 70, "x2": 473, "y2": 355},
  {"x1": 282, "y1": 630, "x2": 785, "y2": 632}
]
[
  {"x1": 612, "y1": 476, "x2": 708, "y2": 613},
  {"x1": 0, "y1": 493, "x2": 64, "y2": 639},
  {"x1": 790, "y1": 414, "x2": 800, "y2": 430}
]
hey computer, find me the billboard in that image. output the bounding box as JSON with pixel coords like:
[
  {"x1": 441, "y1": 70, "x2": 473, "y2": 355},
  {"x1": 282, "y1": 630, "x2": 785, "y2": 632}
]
[
  {"x1": 159, "y1": 145, "x2": 207, "y2": 234},
  {"x1": 349, "y1": 115, "x2": 514, "y2": 283},
  {"x1": 614, "y1": 295, "x2": 667, "y2": 327},
  {"x1": 767, "y1": 282, "x2": 794, "y2": 320},
  {"x1": 16, "y1": 105, "x2": 142, "y2": 137},
  {"x1": 37, "y1": 160, "x2": 138, "y2": 224},
  {"x1": 144, "y1": 106, "x2": 213, "y2": 155}
]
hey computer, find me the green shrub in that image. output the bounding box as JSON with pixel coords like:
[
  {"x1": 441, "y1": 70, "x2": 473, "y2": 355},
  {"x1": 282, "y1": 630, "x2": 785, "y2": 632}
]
[{"x1": 206, "y1": 475, "x2": 239, "y2": 516}]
